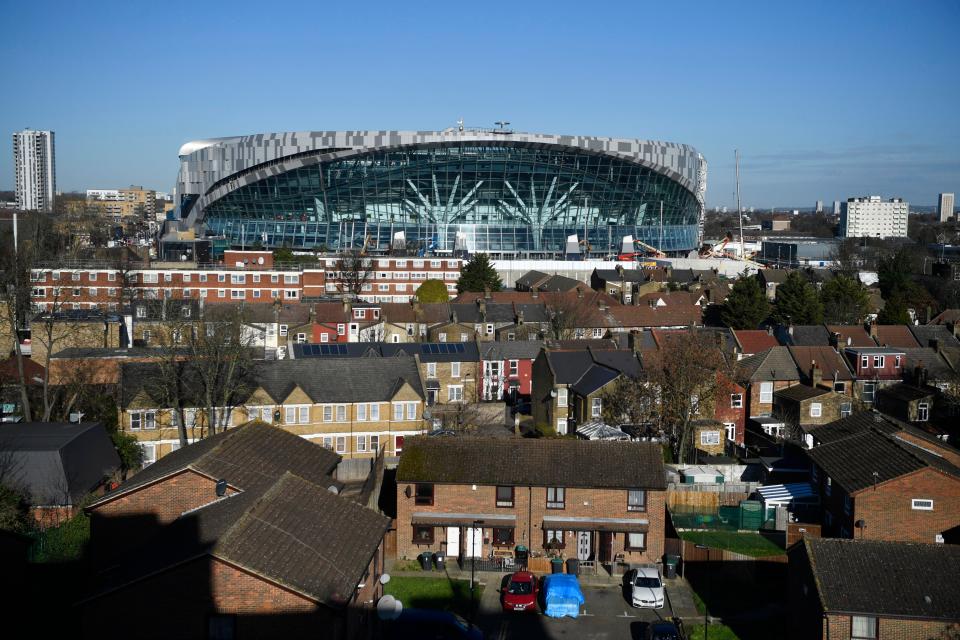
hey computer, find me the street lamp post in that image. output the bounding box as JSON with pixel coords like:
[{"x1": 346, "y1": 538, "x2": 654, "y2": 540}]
[
  {"x1": 470, "y1": 519, "x2": 484, "y2": 628},
  {"x1": 695, "y1": 543, "x2": 711, "y2": 639}
]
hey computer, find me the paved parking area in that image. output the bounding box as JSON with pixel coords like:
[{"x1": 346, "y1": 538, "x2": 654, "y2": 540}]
[{"x1": 481, "y1": 584, "x2": 675, "y2": 640}]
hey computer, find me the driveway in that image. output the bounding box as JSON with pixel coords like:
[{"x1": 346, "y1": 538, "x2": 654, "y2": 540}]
[{"x1": 479, "y1": 583, "x2": 675, "y2": 640}]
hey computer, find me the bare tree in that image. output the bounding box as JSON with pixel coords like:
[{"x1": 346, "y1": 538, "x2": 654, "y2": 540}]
[
  {"x1": 600, "y1": 376, "x2": 659, "y2": 427},
  {"x1": 335, "y1": 250, "x2": 373, "y2": 297},
  {"x1": 0, "y1": 256, "x2": 33, "y2": 422},
  {"x1": 543, "y1": 290, "x2": 598, "y2": 340},
  {"x1": 643, "y1": 330, "x2": 732, "y2": 463}
]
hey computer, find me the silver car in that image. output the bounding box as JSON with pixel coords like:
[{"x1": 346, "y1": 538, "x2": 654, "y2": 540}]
[{"x1": 626, "y1": 565, "x2": 665, "y2": 609}]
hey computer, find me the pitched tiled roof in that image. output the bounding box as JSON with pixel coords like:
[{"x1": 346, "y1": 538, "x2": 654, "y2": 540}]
[
  {"x1": 805, "y1": 412, "x2": 899, "y2": 445},
  {"x1": 803, "y1": 538, "x2": 960, "y2": 620},
  {"x1": 929, "y1": 309, "x2": 960, "y2": 325},
  {"x1": 89, "y1": 422, "x2": 341, "y2": 507},
  {"x1": 909, "y1": 324, "x2": 960, "y2": 348},
  {"x1": 773, "y1": 384, "x2": 832, "y2": 402},
  {"x1": 397, "y1": 437, "x2": 666, "y2": 489},
  {"x1": 515, "y1": 270, "x2": 551, "y2": 289},
  {"x1": 592, "y1": 268, "x2": 650, "y2": 283},
  {"x1": 737, "y1": 347, "x2": 802, "y2": 381},
  {"x1": 607, "y1": 303, "x2": 702, "y2": 329},
  {"x1": 870, "y1": 324, "x2": 920, "y2": 348},
  {"x1": 479, "y1": 341, "x2": 545, "y2": 361},
  {"x1": 570, "y1": 365, "x2": 621, "y2": 396},
  {"x1": 901, "y1": 348, "x2": 956, "y2": 381},
  {"x1": 806, "y1": 425, "x2": 960, "y2": 493},
  {"x1": 825, "y1": 325, "x2": 875, "y2": 347},
  {"x1": 733, "y1": 330, "x2": 779, "y2": 355},
  {"x1": 784, "y1": 325, "x2": 831, "y2": 346},
  {"x1": 788, "y1": 346, "x2": 854, "y2": 382},
  {"x1": 758, "y1": 269, "x2": 791, "y2": 284}
]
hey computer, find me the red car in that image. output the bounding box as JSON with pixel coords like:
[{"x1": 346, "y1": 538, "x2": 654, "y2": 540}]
[{"x1": 500, "y1": 571, "x2": 539, "y2": 612}]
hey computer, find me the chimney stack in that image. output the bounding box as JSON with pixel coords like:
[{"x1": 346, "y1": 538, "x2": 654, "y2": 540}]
[
  {"x1": 809, "y1": 360, "x2": 823, "y2": 388},
  {"x1": 914, "y1": 362, "x2": 928, "y2": 388},
  {"x1": 531, "y1": 286, "x2": 539, "y2": 299},
  {"x1": 484, "y1": 285, "x2": 492, "y2": 300}
]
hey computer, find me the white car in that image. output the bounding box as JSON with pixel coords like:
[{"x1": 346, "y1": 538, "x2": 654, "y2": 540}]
[{"x1": 627, "y1": 565, "x2": 665, "y2": 609}]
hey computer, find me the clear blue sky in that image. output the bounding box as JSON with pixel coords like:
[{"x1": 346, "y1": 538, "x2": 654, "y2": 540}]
[{"x1": 2, "y1": 0, "x2": 957, "y2": 208}]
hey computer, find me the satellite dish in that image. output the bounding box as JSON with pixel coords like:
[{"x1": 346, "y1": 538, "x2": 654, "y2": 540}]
[
  {"x1": 379, "y1": 573, "x2": 391, "y2": 585},
  {"x1": 258, "y1": 257, "x2": 265, "y2": 265},
  {"x1": 376, "y1": 594, "x2": 403, "y2": 621}
]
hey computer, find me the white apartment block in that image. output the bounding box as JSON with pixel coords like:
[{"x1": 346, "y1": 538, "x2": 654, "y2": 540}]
[
  {"x1": 840, "y1": 196, "x2": 909, "y2": 238},
  {"x1": 939, "y1": 193, "x2": 955, "y2": 223},
  {"x1": 13, "y1": 129, "x2": 56, "y2": 212}
]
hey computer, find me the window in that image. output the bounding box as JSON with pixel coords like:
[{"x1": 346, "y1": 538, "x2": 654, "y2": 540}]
[
  {"x1": 438, "y1": 332, "x2": 447, "y2": 342},
  {"x1": 296, "y1": 333, "x2": 306, "y2": 343},
  {"x1": 285, "y1": 406, "x2": 296, "y2": 424},
  {"x1": 108, "y1": 272, "x2": 116, "y2": 282},
  {"x1": 591, "y1": 397, "x2": 602, "y2": 418},
  {"x1": 323, "y1": 405, "x2": 333, "y2": 422},
  {"x1": 625, "y1": 532, "x2": 646, "y2": 550},
  {"x1": 141, "y1": 443, "x2": 157, "y2": 467},
  {"x1": 917, "y1": 402, "x2": 929, "y2": 422},
  {"x1": 730, "y1": 393, "x2": 743, "y2": 409},
  {"x1": 357, "y1": 404, "x2": 367, "y2": 421},
  {"x1": 199, "y1": 274, "x2": 208, "y2": 283},
  {"x1": 279, "y1": 324, "x2": 288, "y2": 337},
  {"x1": 851, "y1": 615, "x2": 877, "y2": 640},
  {"x1": 395, "y1": 435, "x2": 405, "y2": 453},
  {"x1": 840, "y1": 402, "x2": 852, "y2": 418},
  {"x1": 556, "y1": 388, "x2": 568, "y2": 407},
  {"x1": 130, "y1": 411, "x2": 156, "y2": 430},
  {"x1": 834, "y1": 381, "x2": 846, "y2": 393},
  {"x1": 415, "y1": 483, "x2": 434, "y2": 506},
  {"x1": 700, "y1": 431, "x2": 721, "y2": 446},
  {"x1": 285, "y1": 290, "x2": 297, "y2": 299},
  {"x1": 356, "y1": 435, "x2": 368, "y2": 452},
  {"x1": 873, "y1": 355, "x2": 885, "y2": 369},
  {"x1": 321, "y1": 436, "x2": 333, "y2": 450},
  {"x1": 271, "y1": 274, "x2": 279, "y2": 283},
  {"x1": 911, "y1": 499, "x2": 934, "y2": 511},
  {"x1": 825, "y1": 476, "x2": 832, "y2": 496},
  {"x1": 334, "y1": 404, "x2": 345, "y2": 422},
  {"x1": 862, "y1": 382, "x2": 876, "y2": 403},
  {"x1": 895, "y1": 355, "x2": 901, "y2": 368},
  {"x1": 216, "y1": 273, "x2": 226, "y2": 283},
  {"x1": 298, "y1": 406, "x2": 309, "y2": 423},
  {"x1": 370, "y1": 435, "x2": 379, "y2": 452},
  {"x1": 217, "y1": 289, "x2": 226, "y2": 298},
  {"x1": 370, "y1": 403, "x2": 380, "y2": 421},
  {"x1": 460, "y1": 333, "x2": 469, "y2": 342},
  {"x1": 496, "y1": 486, "x2": 514, "y2": 507},
  {"x1": 628, "y1": 489, "x2": 646, "y2": 512},
  {"x1": 493, "y1": 527, "x2": 514, "y2": 546},
  {"x1": 231, "y1": 274, "x2": 245, "y2": 284},
  {"x1": 335, "y1": 436, "x2": 346, "y2": 453},
  {"x1": 860, "y1": 355, "x2": 869, "y2": 369},
  {"x1": 759, "y1": 382, "x2": 773, "y2": 403},
  {"x1": 810, "y1": 403, "x2": 822, "y2": 418},
  {"x1": 394, "y1": 403, "x2": 404, "y2": 420},
  {"x1": 413, "y1": 525, "x2": 434, "y2": 544},
  {"x1": 427, "y1": 362, "x2": 437, "y2": 378},
  {"x1": 556, "y1": 418, "x2": 567, "y2": 435},
  {"x1": 722, "y1": 422, "x2": 736, "y2": 442},
  {"x1": 231, "y1": 289, "x2": 244, "y2": 299},
  {"x1": 448, "y1": 386, "x2": 463, "y2": 402},
  {"x1": 546, "y1": 487, "x2": 565, "y2": 509},
  {"x1": 71, "y1": 272, "x2": 81, "y2": 282},
  {"x1": 509, "y1": 360, "x2": 519, "y2": 376},
  {"x1": 543, "y1": 529, "x2": 565, "y2": 548},
  {"x1": 451, "y1": 361, "x2": 461, "y2": 378}
]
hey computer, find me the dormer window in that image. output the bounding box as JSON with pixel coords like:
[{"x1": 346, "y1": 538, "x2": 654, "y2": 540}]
[{"x1": 135, "y1": 306, "x2": 146, "y2": 319}]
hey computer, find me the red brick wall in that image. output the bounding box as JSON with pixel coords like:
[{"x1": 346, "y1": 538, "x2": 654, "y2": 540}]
[
  {"x1": 823, "y1": 614, "x2": 956, "y2": 640},
  {"x1": 396, "y1": 482, "x2": 665, "y2": 565},
  {"x1": 89, "y1": 470, "x2": 238, "y2": 559},
  {"x1": 714, "y1": 375, "x2": 746, "y2": 445},
  {"x1": 81, "y1": 555, "x2": 343, "y2": 640},
  {"x1": 894, "y1": 432, "x2": 960, "y2": 468},
  {"x1": 852, "y1": 469, "x2": 960, "y2": 543}
]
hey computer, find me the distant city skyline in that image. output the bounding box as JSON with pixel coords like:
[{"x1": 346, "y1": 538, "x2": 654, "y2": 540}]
[{"x1": 1, "y1": 1, "x2": 957, "y2": 208}]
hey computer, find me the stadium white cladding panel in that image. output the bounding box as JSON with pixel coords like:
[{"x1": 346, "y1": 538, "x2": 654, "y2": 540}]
[{"x1": 173, "y1": 129, "x2": 707, "y2": 255}]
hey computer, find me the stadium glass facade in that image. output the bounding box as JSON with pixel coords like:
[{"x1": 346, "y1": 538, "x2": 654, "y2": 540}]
[{"x1": 175, "y1": 131, "x2": 706, "y2": 256}]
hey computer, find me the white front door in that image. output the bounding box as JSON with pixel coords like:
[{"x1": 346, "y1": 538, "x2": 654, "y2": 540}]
[
  {"x1": 446, "y1": 526, "x2": 460, "y2": 557},
  {"x1": 464, "y1": 527, "x2": 483, "y2": 557},
  {"x1": 577, "y1": 531, "x2": 592, "y2": 560}
]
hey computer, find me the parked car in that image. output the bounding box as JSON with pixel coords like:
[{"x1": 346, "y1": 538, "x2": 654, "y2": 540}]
[
  {"x1": 646, "y1": 620, "x2": 683, "y2": 640},
  {"x1": 626, "y1": 564, "x2": 664, "y2": 609},
  {"x1": 500, "y1": 571, "x2": 538, "y2": 612}
]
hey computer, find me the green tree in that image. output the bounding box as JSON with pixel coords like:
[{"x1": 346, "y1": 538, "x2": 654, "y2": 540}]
[
  {"x1": 720, "y1": 273, "x2": 770, "y2": 329},
  {"x1": 0, "y1": 485, "x2": 29, "y2": 533},
  {"x1": 415, "y1": 279, "x2": 450, "y2": 303},
  {"x1": 273, "y1": 246, "x2": 295, "y2": 264},
  {"x1": 821, "y1": 275, "x2": 872, "y2": 324},
  {"x1": 773, "y1": 271, "x2": 824, "y2": 325},
  {"x1": 456, "y1": 253, "x2": 503, "y2": 294},
  {"x1": 876, "y1": 292, "x2": 911, "y2": 325},
  {"x1": 877, "y1": 248, "x2": 914, "y2": 299},
  {"x1": 110, "y1": 431, "x2": 144, "y2": 476}
]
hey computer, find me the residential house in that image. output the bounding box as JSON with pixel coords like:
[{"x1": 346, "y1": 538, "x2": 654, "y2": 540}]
[
  {"x1": 787, "y1": 538, "x2": 960, "y2": 640},
  {"x1": 478, "y1": 341, "x2": 544, "y2": 401},
  {"x1": 118, "y1": 357, "x2": 426, "y2": 463},
  {"x1": 590, "y1": 267, "x2": 659, "y2": 304},
  {"x1": 788, "y1": 346, "x2": 855, "y2": 396},
  {"x1": 692, "y1": 420, "x2": 726, "y2": 456},
  {"x1": 908, "y1": 323, "x2": 960, "y2": 350},
  {"x1": 531, "y1": 348, "x2": 641, "y2": 435},
  {"x1": 842, "y1": 346, "x2": 907, "y2": 405},
  {"x1": 514, "y1": 270, "x2": 551, "y2": 291},
  {"x1": 736, "y1": 346, "x2": 803, "y2": 419},
  {"x1": 772, "y1": 384, "x2": 851, "y2": 447},
  {"x1": 757, "y1": 269, "x2": 791, "y2": 301},
  {"x1": 826, "y1": 325, "x2": 875, "y2": 349},
  {"x1": 395, "y1": 437, "x2": 667, "y2": 569},
  {"x1": 494, "y1": 303, "x2": 551, "y2": 341},
  {"x1": 82, "y1": 422, "x2": 391, "y2": 640},
  {"x1": 806, "y1": 419, "x2": 960, "y2": 542},
  {"x1": 732, "y1": 329, "x2": 780, "y2": 360},
  {"x1": 776, "y1": 324, "x2": 831, "y2": 347},
  {"x1": 867, "y1": 323, "x2": 919, "y2": 349},
  {"x1": 0, "y1": 422, "x2": 119, "y2": 527},
  {"x1": 876, "y1": 383, "x2": 939, "y2": 430},
  {"x1": 381, "y1": 343, "x2": 480, "y2": 406}
]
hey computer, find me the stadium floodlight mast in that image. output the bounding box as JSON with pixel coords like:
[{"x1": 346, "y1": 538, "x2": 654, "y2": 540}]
[{"x1": 494, "y1": 120, "x2": 511, "y2": 133}]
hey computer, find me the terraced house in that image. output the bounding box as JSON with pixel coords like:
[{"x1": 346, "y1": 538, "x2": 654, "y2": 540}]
[
  {"x1": 395, "y1": 438, "x2": 666, "y2": 572},
  {"x1": 118, "y1": 357, "x2": 426, "y2": 464}
]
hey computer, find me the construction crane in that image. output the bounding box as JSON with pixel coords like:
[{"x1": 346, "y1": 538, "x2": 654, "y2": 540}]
[
  {"x1": 617, "y1": 237, "x2": 666, "y2": 261},
  {"x1": 698, "y1": 232, "x2": 733, "y2": 258}
]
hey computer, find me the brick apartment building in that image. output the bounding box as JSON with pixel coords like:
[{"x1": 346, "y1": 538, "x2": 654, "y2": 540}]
[
  {"x1": 82, "y1": 422, "x2": 390, "y2": 640},
  {"x1": 29, "y1": 252, "x2": 461, "y2": 310},
  {"x1": 118, "y1": 357, "x2": 426, "y2": 464},
  {"x1": 788, "y1": 538, "x2": 960, "y2": 640},
  {"x1": 805, "y1": 414, "x2": 960, "y2": 543},
  {"x1": 395, "y1": 437, "x2": 666, "y2": 568}
]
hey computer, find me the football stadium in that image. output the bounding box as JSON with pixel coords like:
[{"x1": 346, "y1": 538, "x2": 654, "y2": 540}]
[{"x1": 169, "y1": 128, "x2": 707, "y2": 258}]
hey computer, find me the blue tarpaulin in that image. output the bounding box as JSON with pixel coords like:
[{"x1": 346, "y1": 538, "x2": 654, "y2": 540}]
[{"x1": 542, "y1": 574, "x2": 585, "y2": 618}]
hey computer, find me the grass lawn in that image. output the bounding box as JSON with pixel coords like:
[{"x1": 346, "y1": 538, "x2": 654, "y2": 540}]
[
  {"x1": 688, "y1": 623, "x2": 740, "y2": 640},
  {"x1": 384, "y1": 576, "x2": 483, "y2": 618},
  {"x1": 679, "y1": 531, "x2": 784, "y2": 557},
  {"x1": 29, "y1": 512, "x2": 90, "y2": 563}
]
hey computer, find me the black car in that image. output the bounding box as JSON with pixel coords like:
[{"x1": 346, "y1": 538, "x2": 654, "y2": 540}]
[{"x1": 647, "y1": 620, "x2": 683, "y2": 640}]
